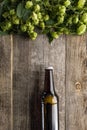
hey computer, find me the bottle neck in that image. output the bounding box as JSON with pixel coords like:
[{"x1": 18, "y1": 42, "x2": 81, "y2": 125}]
[{"x1": 44, "y1": 69, "x2": 55, "y2": 95}]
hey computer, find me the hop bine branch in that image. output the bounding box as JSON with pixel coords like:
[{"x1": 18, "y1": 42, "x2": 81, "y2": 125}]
[{"x1": 0, "y1": 0, "x2": 87, "y2": 42}]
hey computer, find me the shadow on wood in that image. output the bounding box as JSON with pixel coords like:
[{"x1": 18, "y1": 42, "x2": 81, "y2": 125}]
[{"x1": 29, "y1": 69, "x2": 43, "y2": 130}]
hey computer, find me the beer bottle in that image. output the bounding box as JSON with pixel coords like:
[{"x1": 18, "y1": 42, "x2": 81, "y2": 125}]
[{"x1": 41, "y1": 67, "x2": 59, "y2": 130}]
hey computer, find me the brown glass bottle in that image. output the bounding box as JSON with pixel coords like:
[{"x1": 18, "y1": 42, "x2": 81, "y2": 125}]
[{"x1": 41, "y1": 67, "x2": 59, "y2": 130}]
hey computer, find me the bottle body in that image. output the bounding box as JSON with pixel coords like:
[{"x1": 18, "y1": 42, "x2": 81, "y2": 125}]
[{"x1": 41, "y1": 67, "x2": 59, "y2": 130}]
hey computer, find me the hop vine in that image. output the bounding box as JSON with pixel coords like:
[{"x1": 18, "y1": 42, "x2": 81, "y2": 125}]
[{"x1": 0, "y1": 0, "x2": 87, "y2": 42}]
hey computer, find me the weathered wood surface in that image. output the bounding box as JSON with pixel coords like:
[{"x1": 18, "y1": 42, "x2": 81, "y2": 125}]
[
  {"x1": 66, "y1": 34, "x2": 87, "y2": 130},
  {"x1": 0, "y1": 36, "x2": 12, "y2": 130},
  {"x1": 13, "y1": 35, "x2": 65, "y2": 130},
  {"x1": 0, "y1": 34, "x2": 87, "y2": 130}
]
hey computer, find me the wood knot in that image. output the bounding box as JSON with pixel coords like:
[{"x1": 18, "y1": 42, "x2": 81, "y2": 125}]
[{"x1": 75, "y1": 82, "x2": 82, "y2": 91}]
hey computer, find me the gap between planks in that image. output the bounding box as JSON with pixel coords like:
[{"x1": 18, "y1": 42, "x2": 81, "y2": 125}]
[{"x1": 11, "y1": 35, "x2": 13, "y2": 130}]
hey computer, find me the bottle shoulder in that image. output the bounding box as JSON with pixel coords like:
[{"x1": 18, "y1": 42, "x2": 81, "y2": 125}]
[{"x1": 41, "y1": 92, "x2": 58, "y2": 104}]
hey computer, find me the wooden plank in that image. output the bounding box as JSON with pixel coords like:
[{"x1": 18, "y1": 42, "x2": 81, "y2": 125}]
[
  {"x1": 13, "y1": 35, "x2": 45, "y2": 130},
  {"x1": 66, "y1": 34, "x2": 87, "y2": 130},
  {"x1": 13, "y1": 35, "x2": 30, "y2": 130},
  {"x1": 43, "y1": 36, "x2": 66, "y2": 130},
  {"x1": 27, "y1": 35, "x2": 44, "y2": 130},
  {"x1": 0, "y1": 36, "x2": 11, "y2": 130},
  {"x1": 13, "y1": 35, "x2": 66, "y2": 130}
]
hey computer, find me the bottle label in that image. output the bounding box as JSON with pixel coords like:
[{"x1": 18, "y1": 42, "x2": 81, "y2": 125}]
[{"x1": 44, "y1": 103, "x2": 59, "y2": 130}]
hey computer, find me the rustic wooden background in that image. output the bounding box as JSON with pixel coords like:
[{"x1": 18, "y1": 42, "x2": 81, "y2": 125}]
[{"x1": 0, "y1": 34, "x2": 87, "y2": 130}]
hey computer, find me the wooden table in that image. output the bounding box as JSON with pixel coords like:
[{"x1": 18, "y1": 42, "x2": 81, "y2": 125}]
[{"x1": 0, "y1": 34, "x2": 87, "y2": 130}]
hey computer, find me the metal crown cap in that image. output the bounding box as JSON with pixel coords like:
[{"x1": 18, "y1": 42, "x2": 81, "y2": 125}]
[{"x1": 46, "y1": 66, "x2": 54, "y2": 70}]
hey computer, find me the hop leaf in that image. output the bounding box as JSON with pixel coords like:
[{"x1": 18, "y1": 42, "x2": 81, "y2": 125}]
[{"x1": 17, "y1": 3, "x2": 24, "y2": 18}]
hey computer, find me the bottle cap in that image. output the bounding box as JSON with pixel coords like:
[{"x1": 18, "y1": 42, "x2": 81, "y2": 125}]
[{"x1": 46, "y1": 66, "x2": 54, "y2": 70}]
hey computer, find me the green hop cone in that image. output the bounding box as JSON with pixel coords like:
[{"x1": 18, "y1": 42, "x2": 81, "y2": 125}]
[
  {"x1": 59, "y1": 5, "x2": 66, "y2": 15},
  {"x1": 1, "y1": 26, "x2": 7, "y2": 32},
  {"x1": 72, "y1": 15, "x2": 79, "y2": 24},
  {"x1": 29, "y1": 25, "x2": 34, "y2": 31},
  {"x1": 77, "y1": 0, "x2": 86, "y2": 9},
  {"x1": 40, "y1": 22, "x2": 45, "y2": 30},
  {"x1": 21, "y1": 25, "x2": 27, "y2": 32},
  {"x1": 34, "y1": 19, "x2": 39, "y2": 25},
  {"x1": 37, "y1": 12, "x2": 42, "y2": 20},
  {"x1": 51, "y1": 32, "x2": 59, "y2": 39},
  {"x1": 27, "y1": 24, "x2": 34, "y2": 32},
  {"x1": 12, "y1": 15, "x2": 20, "y2": 25},
  {"x1": 81, "y1": 13, "x2": 87, "y2": 24},
  {"x1": 6, "y1": 22, "x2": 12, "y2": 29},
  {"x1": 63, "y1": 0, "x2": 71, "y2": 7},
  {"x1": 2, "y1": 12, "x2": 9, "y2": 18},
  {"x1": 77, "y1": 24, "x2": 86, "y2": 35},
  {"x1": 34, "y1": 4, "x2": 40, "y2": 12},
  {"x1": 1, "y1": 21, "x2": 12, "y2": 31},
  {"x1": 44, "y1": 15, "x2": 49, "y2": 21},
  {"x1": 63, "y1": 28, "x2": 70, "y2": 34},
  {"x1": 13, "y1": 18, "x2": 20, "y2": 25},
  {"x1": 26, "y1": 21, "x2": 32, "y2": 27},
  {"x1": 25, "y1": 1, "x2": 33, "y2": 9},
  {"x1": 32, "y1": 12, "x2": 38, "y2": 21},
  {"x1": 9, "y1": 9, "x2": 15, "y2": 15},
  {"x1": 57, "y1": 15, "x2": 64, "y2": 24},
  {"x1": 30, "y1": 32, "x2": 37, "y2": 40},
  {"x1": 67, "y1": 17, "x2": 72, "y2": 25}
]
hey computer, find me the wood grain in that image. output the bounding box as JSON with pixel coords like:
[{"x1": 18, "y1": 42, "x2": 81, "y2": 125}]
[
  {"x1": 66, "y1": 34, "x2": 87, "y2": 130},
  {"x1": 12, "y1": 35, "x2": 65, "y2": 130},
  {"x1": 0, "y1": 36, "x2": 11, "y2": 130},
  {"x1": 0, "y1": 33, "x2": 87, "y2": 130},
  {"x1": 13, "y1": 35, "x2": 30, "y2": 130},
  {"x1": 43, "y1": 35, "x2": 66, "y2": 130}
]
